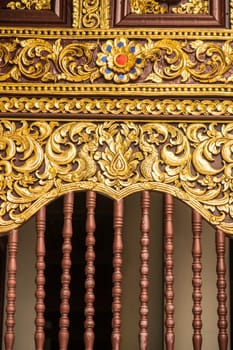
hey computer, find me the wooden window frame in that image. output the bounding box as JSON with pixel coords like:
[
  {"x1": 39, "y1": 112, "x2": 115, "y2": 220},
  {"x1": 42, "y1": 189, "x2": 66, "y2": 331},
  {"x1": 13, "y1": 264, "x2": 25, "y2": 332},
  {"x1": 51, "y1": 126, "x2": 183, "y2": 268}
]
[
  {"x1": 111, "y1": 0, "x2": 226, "y2": 28},
  {"x1": 0, "y1": 0, "x2": 70, "y2": 26}
]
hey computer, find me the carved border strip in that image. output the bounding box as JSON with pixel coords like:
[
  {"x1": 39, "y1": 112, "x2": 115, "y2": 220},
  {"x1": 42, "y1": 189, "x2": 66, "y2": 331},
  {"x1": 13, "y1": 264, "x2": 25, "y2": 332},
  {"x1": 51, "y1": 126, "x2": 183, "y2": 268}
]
[
  {"x1": 1, "y1": 97, "x2": 233, "y2": 118},
  {"x1": 0, "y1": 37, "x2": 233, "y2": 93}
]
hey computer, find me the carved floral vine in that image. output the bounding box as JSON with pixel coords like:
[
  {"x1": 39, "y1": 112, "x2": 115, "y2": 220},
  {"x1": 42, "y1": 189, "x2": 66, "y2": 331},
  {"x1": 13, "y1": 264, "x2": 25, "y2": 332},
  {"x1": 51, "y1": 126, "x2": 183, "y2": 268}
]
[
  {"x1": 6, "y1": 0, "x2": 51, "y2": 10},
  {"x1": 1, "y1": 37, "x2": 233, "y2": 84},
  {"x1": 0, "y1": 121, "x2": 233, "y2": 233}
]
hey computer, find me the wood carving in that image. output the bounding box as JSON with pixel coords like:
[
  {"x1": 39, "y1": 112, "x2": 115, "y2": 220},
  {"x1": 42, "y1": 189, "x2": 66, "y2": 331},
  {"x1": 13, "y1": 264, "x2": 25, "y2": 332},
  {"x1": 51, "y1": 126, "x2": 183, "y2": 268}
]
[{"x1": 0, "y1": 1, "x2": 233, "y2": 236}]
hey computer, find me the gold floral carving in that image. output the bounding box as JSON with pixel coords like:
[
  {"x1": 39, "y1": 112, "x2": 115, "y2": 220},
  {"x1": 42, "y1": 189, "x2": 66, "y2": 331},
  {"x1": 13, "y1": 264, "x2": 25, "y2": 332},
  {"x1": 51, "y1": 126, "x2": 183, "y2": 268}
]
[
  {"x1": 0, "y1": 39, "x2": 99, "y2": 83},
  {"x1": 2, "y1": 97, "x2": 233, "y2": 117},
  {"x1": 172, "y1": 0, "x2": 208, "y2": 14},
  {"x1": 0, "y1": 120, "x2": 233, "y2": 234},
  {"x1": 72, "y1": 0, "x2": 109, "y2": 28},
  {"x1": 130, "y1": 0, "x2": 208, "y2": 15},
  {"x1": 6, "y1": 0, "x2": 51, "y2": 10},
  {"x1": 1, "y1": 37, "x2": 233, "y2": 85},
  {"x1": 130, "y1": 0, "x2": 168, "y2": 14}
]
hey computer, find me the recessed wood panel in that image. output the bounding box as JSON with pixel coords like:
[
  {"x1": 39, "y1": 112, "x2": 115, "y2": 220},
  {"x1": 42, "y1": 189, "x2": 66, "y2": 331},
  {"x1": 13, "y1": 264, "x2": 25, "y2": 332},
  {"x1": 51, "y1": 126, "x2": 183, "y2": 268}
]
[
  {"x1": 111, "y1": 0, "x2": 226, "y2": 27},
  {"x1": 0, "y1": 0, "x2": 71, "y2": 26}
]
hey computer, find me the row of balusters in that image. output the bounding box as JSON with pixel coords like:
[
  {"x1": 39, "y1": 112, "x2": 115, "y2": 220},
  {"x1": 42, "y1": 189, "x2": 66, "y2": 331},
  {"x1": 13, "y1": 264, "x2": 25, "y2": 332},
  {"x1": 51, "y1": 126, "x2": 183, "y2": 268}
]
[{"x1": 3, "y1": 191, "x2": 228, "y2": 349}]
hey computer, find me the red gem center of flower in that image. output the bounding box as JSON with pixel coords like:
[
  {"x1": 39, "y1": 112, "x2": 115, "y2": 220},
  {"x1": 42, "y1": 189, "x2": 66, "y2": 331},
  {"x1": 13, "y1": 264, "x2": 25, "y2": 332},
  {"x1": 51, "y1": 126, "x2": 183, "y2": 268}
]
[{"x1": 115, "y1": 54, "x2": 128, "y2": 65}]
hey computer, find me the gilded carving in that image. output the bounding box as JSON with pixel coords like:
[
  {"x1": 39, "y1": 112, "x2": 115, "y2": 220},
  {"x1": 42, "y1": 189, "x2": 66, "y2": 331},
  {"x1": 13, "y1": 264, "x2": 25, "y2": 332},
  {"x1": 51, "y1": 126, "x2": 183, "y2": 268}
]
[
  {"x1": 130, "y1": 0, "x2": 168, "y2": 15},
  {"x1": 6, "y1": 0, "x2": 51, "y2": 10},
  {"x1": 72, "y1": 0, "x2": 109, "y2": 28},
  {"x1": 130, "y1": 0, "x2": 208, "y2": 15},
  {"x1": 172, "y1": 0, "x2": 208, "y2": 14},
  {"x1": 0, "y1": 120, "x2": 233, "y2": 234},
  {"x1": 1, "y1": 37, "x2": 233, "y2": 85},
  {"x1": 0, "y1": 39, "x2": 99, "y2": 83},
  {"x1": 2, "y1": 97, "x2": 233, "y2": 117}
]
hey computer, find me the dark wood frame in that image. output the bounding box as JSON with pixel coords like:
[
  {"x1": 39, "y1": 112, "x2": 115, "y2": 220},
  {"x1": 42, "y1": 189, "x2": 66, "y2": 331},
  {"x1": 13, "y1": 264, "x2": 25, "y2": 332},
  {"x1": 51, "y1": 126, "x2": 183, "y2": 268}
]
[
  {"x1": 0, "y1": 0, "x2": 71, "y2": 26},
  {"x1": 111, "y1": 0, "x2": 226, "y2": 28},
  {"x1": 0, "y1": 237, "x2": 7, "y2": 346}
]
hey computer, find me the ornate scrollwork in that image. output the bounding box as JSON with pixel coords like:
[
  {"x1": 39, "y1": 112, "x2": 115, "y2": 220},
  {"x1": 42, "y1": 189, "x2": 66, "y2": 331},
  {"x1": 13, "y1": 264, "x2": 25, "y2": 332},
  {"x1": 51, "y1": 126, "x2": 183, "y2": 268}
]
[
  {"x1": 172, "y1": 0, "x2": 208, "y2": 14},
  {"x1": 130, "y1": 0, "x2": 208, "y2": 15},
  {"x1": 1, "y1": 120, "x2": 233, "y2": 234},
  {"x1": 72, "y1": 0, "x2": 109, "y2": 28},
  {"x1": 6, "y1": 0, "x2": 51, "y2": 10},
  {"x1": 130, "y1": 0, "x2": 168, "y2": 14},
  {"x1": 1, "y1": 37, "x2": 233, "y2": 85},
  {"x1": 0, "y1": 39, "x2": 99, "y2": 82}
]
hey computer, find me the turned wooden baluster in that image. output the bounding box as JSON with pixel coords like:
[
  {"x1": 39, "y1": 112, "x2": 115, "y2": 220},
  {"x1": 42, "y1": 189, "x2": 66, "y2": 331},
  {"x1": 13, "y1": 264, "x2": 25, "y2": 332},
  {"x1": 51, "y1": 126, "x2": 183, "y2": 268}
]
[
  {"x1": 216, "y1": 228, "x2": 228, "y2": 350},
  {"x1": 112, "y1": 199, "x2": 124, "y2": 350},
  {"x1": 59, "y1": 192, "x2": 74, "y2": 350},
  {"x1": 139, "y1": 191, "x2": 150, "y2": 350},
  {"x1": 164, "y1": 194, "x2": 175, "y2": 350},
  {"x1": 35, "y1": 207, "x2": 46, "y2": 350},
  {"x1": 4, "y1": 229, "x2": 18, "y2": 350},
  {"x1": 192, "y1": 210, "x2": 203, "y2": 350},
  {"x1": 84, "y1": 191, "x2": 96, "y2": 350}
]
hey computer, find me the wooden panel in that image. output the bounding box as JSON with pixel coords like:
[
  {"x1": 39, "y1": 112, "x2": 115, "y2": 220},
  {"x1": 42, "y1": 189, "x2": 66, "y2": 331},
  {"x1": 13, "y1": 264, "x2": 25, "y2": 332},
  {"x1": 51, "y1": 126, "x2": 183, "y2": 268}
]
[
  {"x1": 111, "y1": 0, "x2": 226, "y2": 27},
  {"x1": 0, "y1": 0, "x2": 71, "y2": 26}
]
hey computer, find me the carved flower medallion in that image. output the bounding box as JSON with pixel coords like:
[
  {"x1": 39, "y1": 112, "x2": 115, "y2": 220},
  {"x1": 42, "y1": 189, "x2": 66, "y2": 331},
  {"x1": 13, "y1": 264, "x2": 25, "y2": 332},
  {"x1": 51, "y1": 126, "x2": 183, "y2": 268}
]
[{"x1": 96, "y1": 38, "x2": 145, "y2": 83}]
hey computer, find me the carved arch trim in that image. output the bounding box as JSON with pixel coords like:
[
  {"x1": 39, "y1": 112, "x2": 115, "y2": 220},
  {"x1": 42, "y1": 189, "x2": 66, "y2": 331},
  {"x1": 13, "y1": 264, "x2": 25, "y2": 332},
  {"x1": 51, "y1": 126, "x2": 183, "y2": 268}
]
[{"x1": 0, "y1": 120, "x2": 233, "y2": 234}]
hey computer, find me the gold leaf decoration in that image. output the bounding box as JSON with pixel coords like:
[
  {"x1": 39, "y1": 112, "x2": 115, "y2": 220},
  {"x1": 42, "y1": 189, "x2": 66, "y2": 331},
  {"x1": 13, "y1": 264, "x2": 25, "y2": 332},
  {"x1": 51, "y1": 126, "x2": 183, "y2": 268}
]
[
  {"x1": 2, "y1": 97, "x2": 233, "y2": 117},
  {"x1": 130, "y1": 0, "x2": 168, "y2": 14},
  {"x1": 1, "y1": 120, "x2": 233, "y2": 234},
  {"x1": 1, "y1": 37, "x2": 233, "y2": 84},
  {"x1": 73, "y1": 0, "x2": 110, "y2": 29},
  {"x1": 172, "y1": 0, "x2": 208, "y2": 14},
  {"x1": 6, "y1": 0, "x2": 51, "y2": 10}
]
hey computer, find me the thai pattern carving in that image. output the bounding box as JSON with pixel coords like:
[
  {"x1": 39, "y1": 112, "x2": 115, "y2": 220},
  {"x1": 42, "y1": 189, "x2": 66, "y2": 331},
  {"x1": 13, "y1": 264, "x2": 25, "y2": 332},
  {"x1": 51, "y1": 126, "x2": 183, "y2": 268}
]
[
  {"x1": 3, "y1": 97, "x2": 233, "y2": 117},
  {"x1": 130, "y1": 0, "x2": 208, "y2": 15},
  {"x1": 130, "y1": 0, "x2": 168, "y2": 15},
  {"x1": 172, "y1": 0, "x2": 208, "y2": 14},
  {"x1": 1, "y1": 120, "x2": 233, "y2": 234},
  {"x1": 72, "y1": 0, "x2": 109, "y2": 28},
  {"x1": 0, "y1": 39, "x2": 99, "y2": 82},
  {"x1": 1, "y1": 37, "x2": 233, "y2": 84},
  {"x1": 6, "y1": 0, "x2": 51, "y2": 10}
]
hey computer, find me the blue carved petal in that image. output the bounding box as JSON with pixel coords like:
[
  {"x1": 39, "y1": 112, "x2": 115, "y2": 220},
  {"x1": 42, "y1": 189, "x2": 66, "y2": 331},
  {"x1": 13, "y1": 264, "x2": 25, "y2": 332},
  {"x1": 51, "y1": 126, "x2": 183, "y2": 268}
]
[
  {"x1": 130, "y1": 47, "x2": 136, "y2": 53},
  {"x1": 105, "y1": 68, "x2": 112, "y2": 74},
  {"x1": 130, "y1": 68, "x2": 136, "y2": 74},
  {"x1": 101, "y1": 56, "x2": 107, "y2": 62},
  {"x1": 106, "y1": 45, "x2": 112, "y2": 52},
  {"x1": 136, "y1": 58, "x2": 142, "y2": 64},
  {"x1": 118, "y1": 74, "x2": 125, "y2": 79},
  {"x1": 117, "y1": 42, "x2": 124, "y2": 48}
]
